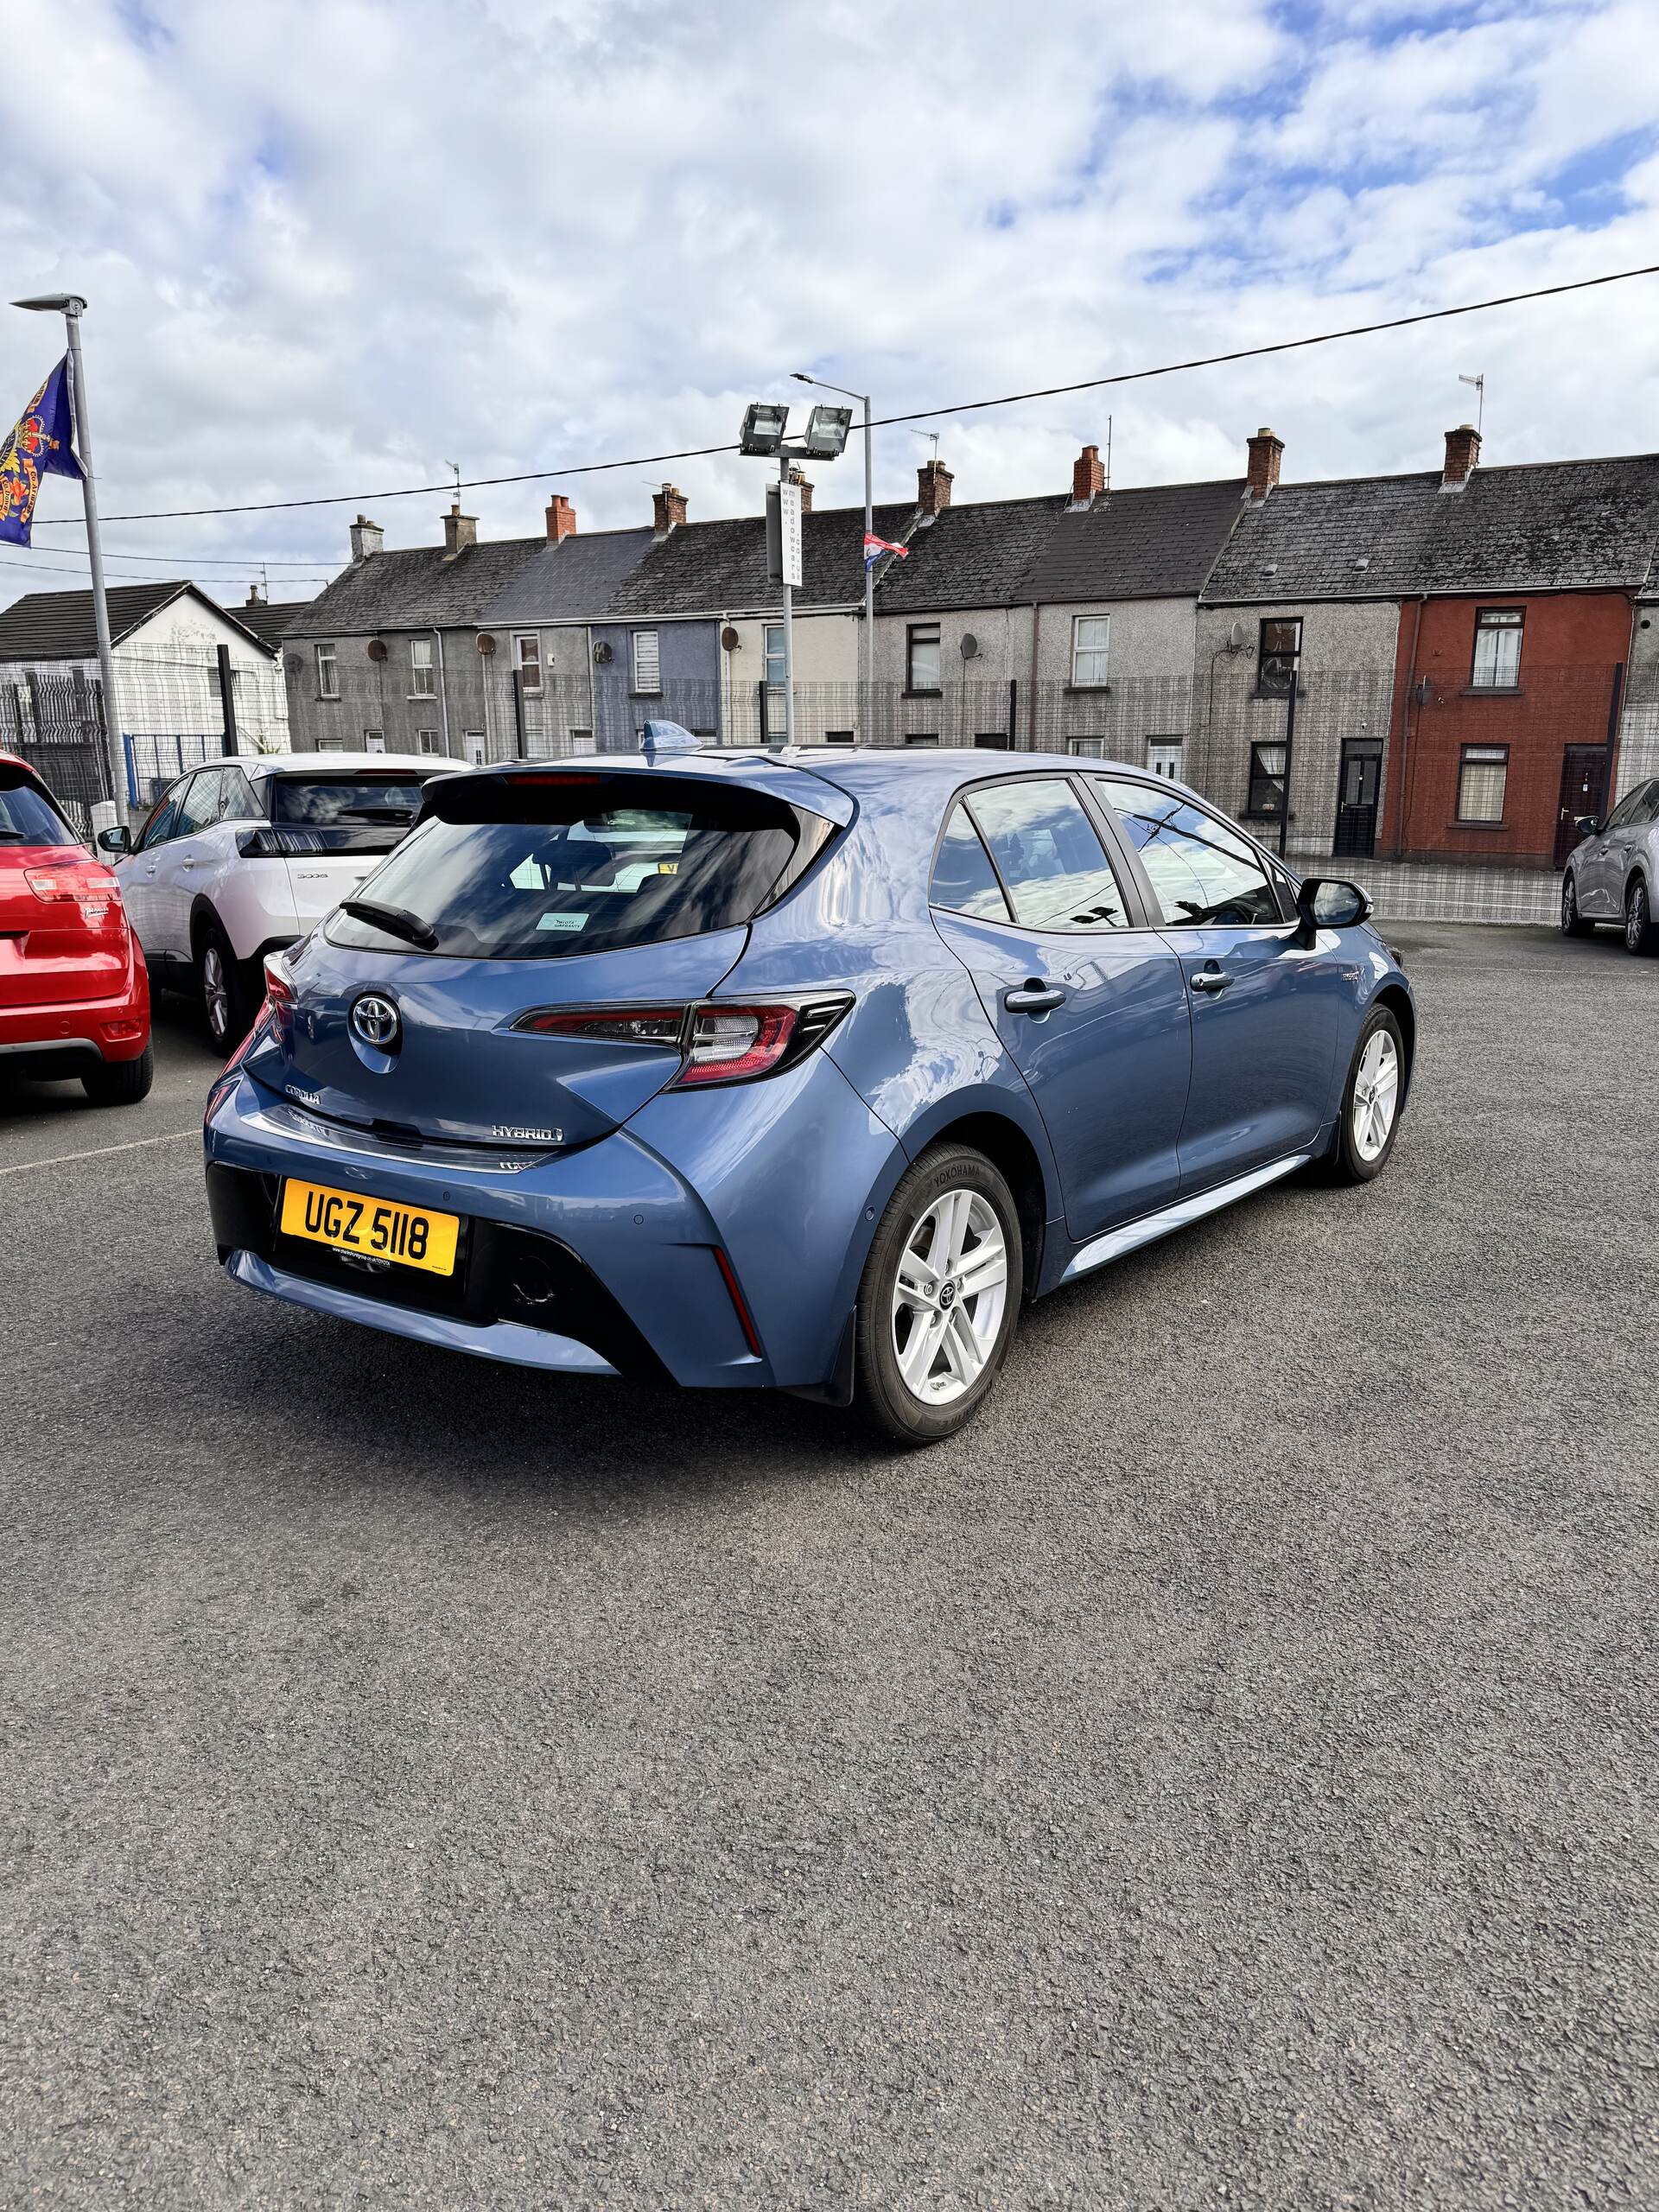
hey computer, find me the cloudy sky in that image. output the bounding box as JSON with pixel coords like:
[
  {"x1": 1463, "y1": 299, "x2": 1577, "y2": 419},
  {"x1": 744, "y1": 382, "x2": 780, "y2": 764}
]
[{"x1": 2, "y1": 0, "x2": 1656, "y2": 611}]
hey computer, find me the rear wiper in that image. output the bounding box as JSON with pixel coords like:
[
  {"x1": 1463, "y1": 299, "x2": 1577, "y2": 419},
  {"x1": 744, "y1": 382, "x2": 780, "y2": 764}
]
[{"x1": 340, "y1": 897, "x2": 438, "y2": 950}]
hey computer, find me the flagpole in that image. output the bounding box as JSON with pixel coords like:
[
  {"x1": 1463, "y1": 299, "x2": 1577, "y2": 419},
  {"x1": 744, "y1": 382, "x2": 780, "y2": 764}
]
[{"x1": 60, "y1": 305, "x2": 126, "y2": 822}]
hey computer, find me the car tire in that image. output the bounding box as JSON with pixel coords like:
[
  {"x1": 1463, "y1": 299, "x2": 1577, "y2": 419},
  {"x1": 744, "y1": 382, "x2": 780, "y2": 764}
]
[
  {"x1": 197, "y1": 917, "x2": 254, "y2": 1052},
  {"x1": 80, "y1": 1043, "x2": 154, "y2": 1108},
  {"x1": 1323, "y1": 1004, "x2": 1406, "y2": 1185},
  {"x1": 1560, "y1": 871, "x2": 1594, "y2": 938},
  {"x1": 1624, "y1": 876, "x2": 1656, "y2": 957},
  {"x1": 852, "y1": 1143, "x2": 1022, "y2": 1447}
]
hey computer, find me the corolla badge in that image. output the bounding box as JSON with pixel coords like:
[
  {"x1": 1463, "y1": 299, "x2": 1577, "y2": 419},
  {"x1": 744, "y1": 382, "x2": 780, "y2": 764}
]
[{"x1": 349, "y1": 993, "x2": 401, "y2": 1051}]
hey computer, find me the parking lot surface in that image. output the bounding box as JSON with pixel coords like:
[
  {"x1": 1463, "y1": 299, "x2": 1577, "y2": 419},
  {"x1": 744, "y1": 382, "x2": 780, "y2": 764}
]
[{"x1": 3, "y1": 926, "x2": 1656, "y2": 2209}]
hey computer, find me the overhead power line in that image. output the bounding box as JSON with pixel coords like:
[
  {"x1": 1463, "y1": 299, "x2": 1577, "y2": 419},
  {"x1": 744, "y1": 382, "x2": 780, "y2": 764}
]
[
  {"x1": 0, "y1": 550, "x2": 331, "y2": 584},
  {"x1": 20, "y1": 261, "x2": 1659, "y2": 527}
]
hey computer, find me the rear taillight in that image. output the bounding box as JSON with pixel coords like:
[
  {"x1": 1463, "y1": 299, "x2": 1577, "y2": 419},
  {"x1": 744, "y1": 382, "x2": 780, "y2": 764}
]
[
  {"x1": 510, "y1": 995, "x2": 852, "y2": 1088},
  {"x1": 25, "y1": 862, "x2": 124, "y2": 928},
  {"x1": 263, "y1": 950, "x2": 296, "y2": 1009}
]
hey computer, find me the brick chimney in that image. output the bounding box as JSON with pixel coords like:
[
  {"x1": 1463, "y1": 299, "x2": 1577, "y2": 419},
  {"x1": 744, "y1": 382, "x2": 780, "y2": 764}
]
[
  {"x1": 246, "y1": 583, "x2": 264, "y2": 605},
  {"x1": 442, "y1": 503, "x2": 478, "y2": 559},
  {"x1": 917, "y1": 458, "x2": 953, "y2": 517},
  {"x1": 652, "y1": 483, "x2": 687, "y2": 535},
  {"x1": 1071, "y1": 443, "x2": 1106, "y2": 505},
  {"x1": 1245, "y1": 428, "x2": 1284, "y2": 502},
  {"x1": 545, "y1": 494, "x2": 576, "y2": 543},
  {"x1": 348, "y1": 513, "x2": 384, "y2": 560},
  {"x1": 1441, "y1": 423, "x2": 1482, "y2": 492},
  {"x1": 786, "y1": 465, "x2": 813, "y2": 515}
]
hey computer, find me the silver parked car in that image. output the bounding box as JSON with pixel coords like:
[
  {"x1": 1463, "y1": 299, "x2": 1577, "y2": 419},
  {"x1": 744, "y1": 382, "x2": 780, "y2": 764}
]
[{"x1": 1561, "y1": 778, "x2": 1659, "y2": 954}]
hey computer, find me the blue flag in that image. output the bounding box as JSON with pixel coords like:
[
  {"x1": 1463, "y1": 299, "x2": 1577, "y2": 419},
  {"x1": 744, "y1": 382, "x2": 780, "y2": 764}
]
[{"x1": 0, "y1": 357, "x2": 82, "y2": 547}]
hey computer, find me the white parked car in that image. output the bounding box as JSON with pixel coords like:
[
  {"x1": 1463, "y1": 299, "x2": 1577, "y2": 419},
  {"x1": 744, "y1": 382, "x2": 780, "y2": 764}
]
[{"x1": 101, "y1": 753, "x2": 458, "y2": 1048}]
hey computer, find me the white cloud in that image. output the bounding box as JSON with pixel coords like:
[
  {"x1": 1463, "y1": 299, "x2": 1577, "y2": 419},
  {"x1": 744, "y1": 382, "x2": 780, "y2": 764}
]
[{"x1": 0, "y1": 0, "x2": 1655, "y2": 611}]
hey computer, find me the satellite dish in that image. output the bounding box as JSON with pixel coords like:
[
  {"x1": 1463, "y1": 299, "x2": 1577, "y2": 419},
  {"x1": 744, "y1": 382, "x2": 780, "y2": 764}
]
[
  {"x1": 959, "y1": 632, "x2": 980, "y2": 660},
  {"x1": 593, "y1": 640, "x2": 613, "y2": 664},
  {"x1": 1226, "y1": 621, "x2": 1248, "y2": 652},
  {"x1": 721, "y1": 626, "x2": 741, "y2": 652},
  {"x1": 476, "y1": 632, "x2": 497, "y2": 655},
  {"x1": 366, "y1": 638, "x2": 388, "y2": 662}
]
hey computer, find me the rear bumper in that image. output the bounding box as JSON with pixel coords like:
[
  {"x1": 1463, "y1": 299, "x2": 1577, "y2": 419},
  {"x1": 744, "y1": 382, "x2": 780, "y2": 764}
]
[
  {"x1": 202, "y1": 1051, "x2": 902, "y2": 1394},
  {"x1": 0, "y1": 967, "x2": 149, "y2": 1071}
]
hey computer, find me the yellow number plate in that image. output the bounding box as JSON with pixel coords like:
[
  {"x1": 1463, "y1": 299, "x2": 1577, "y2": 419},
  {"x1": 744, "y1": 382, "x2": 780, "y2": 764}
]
[{"x1": 279, "y1": 1179, "x2": 461, "y2": 1276}]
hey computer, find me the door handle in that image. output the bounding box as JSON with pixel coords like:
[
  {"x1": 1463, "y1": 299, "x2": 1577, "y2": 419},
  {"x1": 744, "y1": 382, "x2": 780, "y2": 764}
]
[
  {"x1": 1003, "y1": 981, "x2": 1065, "y2": 1014},
  {"x1": 1190, "y1": 967, "x2": 1234, "y2": 995},
  {"x1": 180, "y1": 860, "x2": 199, "y2": 870}
]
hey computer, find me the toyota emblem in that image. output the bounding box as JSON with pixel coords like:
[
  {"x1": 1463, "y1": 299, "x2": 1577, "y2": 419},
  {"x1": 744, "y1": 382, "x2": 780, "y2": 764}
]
[{"x1": 349, "y1": 993, "x2": 401, "y2": 1052}]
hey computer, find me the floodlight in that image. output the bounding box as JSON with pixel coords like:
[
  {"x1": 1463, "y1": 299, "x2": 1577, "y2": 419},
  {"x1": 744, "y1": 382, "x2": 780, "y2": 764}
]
[
  {"x1": 799, "y1": 404, "x2": 853, "y2": 460},
  {"x1": 739, "y1": 401, "x2": 790, "y2": 457}
]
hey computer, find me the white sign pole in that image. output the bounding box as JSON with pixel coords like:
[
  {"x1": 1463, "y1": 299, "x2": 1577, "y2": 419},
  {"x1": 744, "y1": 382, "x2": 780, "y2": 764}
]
[{"x1": 777, "y1": 466, "x2": 801, "y2": 747}]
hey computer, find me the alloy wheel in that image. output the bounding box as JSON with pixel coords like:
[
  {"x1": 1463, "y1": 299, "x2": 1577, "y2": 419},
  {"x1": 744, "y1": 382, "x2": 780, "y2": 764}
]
[
  {"x1": 202, "y1": 943, "x2": 229, "y2": 1044},
  {"x1": 1628, "y1": 883, "x2": 1649, "y2": 954},
  {"x1": 889, "y1": 1187, "x2": 1008, "y2": 1407},
  {"x1": 1351, "y1": 1028, "x2": 1400, "y2": 1162}
]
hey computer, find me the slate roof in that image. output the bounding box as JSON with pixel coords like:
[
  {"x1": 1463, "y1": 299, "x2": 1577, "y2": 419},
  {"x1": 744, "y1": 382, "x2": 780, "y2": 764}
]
[
  {"x1": 284, "y1": 536, "x2": 545, "y2": 636},
  {"x1": 479, "y1": 527, "x2": 656, "y2": 625},
  {"x1": 0, "y1": 580, "x2": 274, "y2": 660},
  {"x1": 605, "y1": 501, "x2": 918, "y2": 619},
  {"x1": 871, "y1": 495, "x2": 1067, "y2": 613},
  {"x1": 1023, "y1": 477, "x2": 1246, "y2": 602},
  {"x1": 232, "y1": 598, "x2": 313, "y2": 650},
  {"x1": 1201, "y1": 455, "x2": 1659, "y2": 604}
]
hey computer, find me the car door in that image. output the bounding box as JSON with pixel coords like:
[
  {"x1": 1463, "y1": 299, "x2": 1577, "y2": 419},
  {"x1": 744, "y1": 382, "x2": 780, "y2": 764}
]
[
  {"x1": 1586, "y1": 783, "x2": 1652, "y2": 917},
  {"x1": 928, "y1": 774, "x2": 1192, "y2": 1240},
  {"x1": 119, "y1": 778, "x2": 188, "y2": 953},
  {"x1": 1091, "y1": 776, "x2": 1342, "y2": 1192},
  {"x1": 149, "y1": 768, "x2": 226, "y2": 956}
]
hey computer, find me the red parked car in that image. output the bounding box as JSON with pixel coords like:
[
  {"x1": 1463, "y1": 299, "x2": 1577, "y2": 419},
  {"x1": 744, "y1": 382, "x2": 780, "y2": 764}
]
[{"x1": 0, "y1": 752, "x2": 152, "y2": 1105}]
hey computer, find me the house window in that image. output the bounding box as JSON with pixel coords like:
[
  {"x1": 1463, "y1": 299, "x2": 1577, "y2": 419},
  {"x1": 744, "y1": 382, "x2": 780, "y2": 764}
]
[
  {"x1": 569, "y1": 728, "x2": 593, "y2": 748},
  {"x1": 464, "y1": 734, "x2": 486, "y2": 765},
  {"x1": 824, "y1": 730, "x2": 855, "y2": 747},
  {"x1": 974, "y1": 733, "x2": 1011, "y2": 749},
  {"x1": 764, "y1": 624, "x2": 786, "y2": 688},
  {"x1": 1147, "y1": 738, "x2": 1183, "y2": 780},
  {"x1": 1071, "y1": 614, "x2": 1110, "y2": 687},
  {"x1": 1067, "y1": 738, "x2": 1105, "y2": 758},
  {"x1": 363, "y1": 728, "x2": 383, "y2": 749},
  {"x1": 515, "y1": 634, "x2": 543, "y2": 693},
  {"x1": 317, "y1": 737, "x2": 345, "y2": 754},
  {"x1": 1246, "y1": 741, "x2": 1287, "y2": 818},
  {"x1": 905, "y1": 734, "x2": 939, "y2": 747},
  {"x1": 632, "y1": 630, "x2": 660, "y2": 694},
  {"x1": 1457, "y1": 743, "x2": 1509, "y2": 823},
  {"x1": 906, "y1": 623, "x2": 942, "y2": 694},
  {"x1": 410, "y1": 639, "x2": 435, "y2": 697},
  {"x1": 416, "y1": 730, "x2": 445, "y2": 756},
  {"x1": 1471, "y1": 607, "x2": 1523, "y2": 690},
  {"x1": 1256, "y1": 617, "x2": 1302, "y2": 696},
  {"x1": 315, "y1": 643, "x2": 339, "y2": 699}
]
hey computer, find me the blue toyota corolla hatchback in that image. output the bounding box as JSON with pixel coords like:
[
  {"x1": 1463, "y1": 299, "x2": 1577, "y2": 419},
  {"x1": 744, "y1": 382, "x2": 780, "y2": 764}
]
[{"x1": 204, "y1": 732, "x2": 1414, "y2": 1442}]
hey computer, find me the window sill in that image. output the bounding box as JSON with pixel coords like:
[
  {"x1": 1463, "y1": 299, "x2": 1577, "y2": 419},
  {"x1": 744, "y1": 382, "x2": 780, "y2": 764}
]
[
  {"x1": 316, "y1": 696, "x2": 340, "y2": 704},
  {"x1": 1065, "y1": 682, "x2": 1111, "y2": 695},
  {"x1": 629, "y1": 691, "x2": 664, "y2": 702},
  {"x1": 1459, "y1": 685, "x2": 1522, "y2": 698},
  {"x1": 903, "y1": 688, "x2": 944, "y2": 701},
  {"x1": 1450, "y1": 819, "x2": 1509, "y2": 830}
]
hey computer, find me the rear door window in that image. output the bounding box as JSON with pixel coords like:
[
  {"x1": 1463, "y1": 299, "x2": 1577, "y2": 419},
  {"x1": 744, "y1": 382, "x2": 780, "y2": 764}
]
[
  {"x1": 929, "y1": 804, "x2": 1010, "y2": 920},
  {"x1": 963, "y1": 777, "x2": 1130, "y2": 932},
  {"x1": 327, "y1": 772, "x2": 811, "y2": 959},
  {"x1": 175, "y1": 770, "x2": 224, "y2": 838}
]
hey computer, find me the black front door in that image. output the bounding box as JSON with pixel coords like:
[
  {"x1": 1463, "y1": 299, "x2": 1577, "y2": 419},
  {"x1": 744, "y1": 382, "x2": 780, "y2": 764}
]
[
  {"x1": 1332, "y1": 740, "x2": 1382, "y2": 858},
  {"x1": 1555, "y1": 746, "x2": 1608, "y2": 869}
]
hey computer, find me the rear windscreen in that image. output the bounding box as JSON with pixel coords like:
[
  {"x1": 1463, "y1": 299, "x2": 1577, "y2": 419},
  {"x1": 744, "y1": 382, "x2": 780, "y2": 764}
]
[
  {"x1": 0, "y1": 768, "x2": 76, "y2": 847},
  {"x1": 270, "y1": 776, "x2": 426, "y2": 827},
  {"x1": 327, "y1": 773, "x2": 804, "y2": 960}
]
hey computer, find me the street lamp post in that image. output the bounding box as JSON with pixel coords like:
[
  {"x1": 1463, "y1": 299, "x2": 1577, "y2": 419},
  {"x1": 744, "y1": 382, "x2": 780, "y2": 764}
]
[
  {"x1": 11, "y1": 294, "x2": 126, "y2": 821},
  {"x1": 738, "y1": 398, "x2": 852, "y2": 751},
  {"x1": 793, "y1": 371, "x2": 873, "y2": 724}
]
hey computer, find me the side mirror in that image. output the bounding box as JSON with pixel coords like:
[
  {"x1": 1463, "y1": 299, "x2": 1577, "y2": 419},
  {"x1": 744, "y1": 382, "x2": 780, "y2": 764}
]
[
  {"x1": 1576, "y1": 816, "x2": 1600, "y2": 838},
  {"x1": 96, "y1": 823, "x2": 131, "y2": 855},
  {"x1": 1297, "y1": 876, "x2": 1372, "y2": 938}
]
